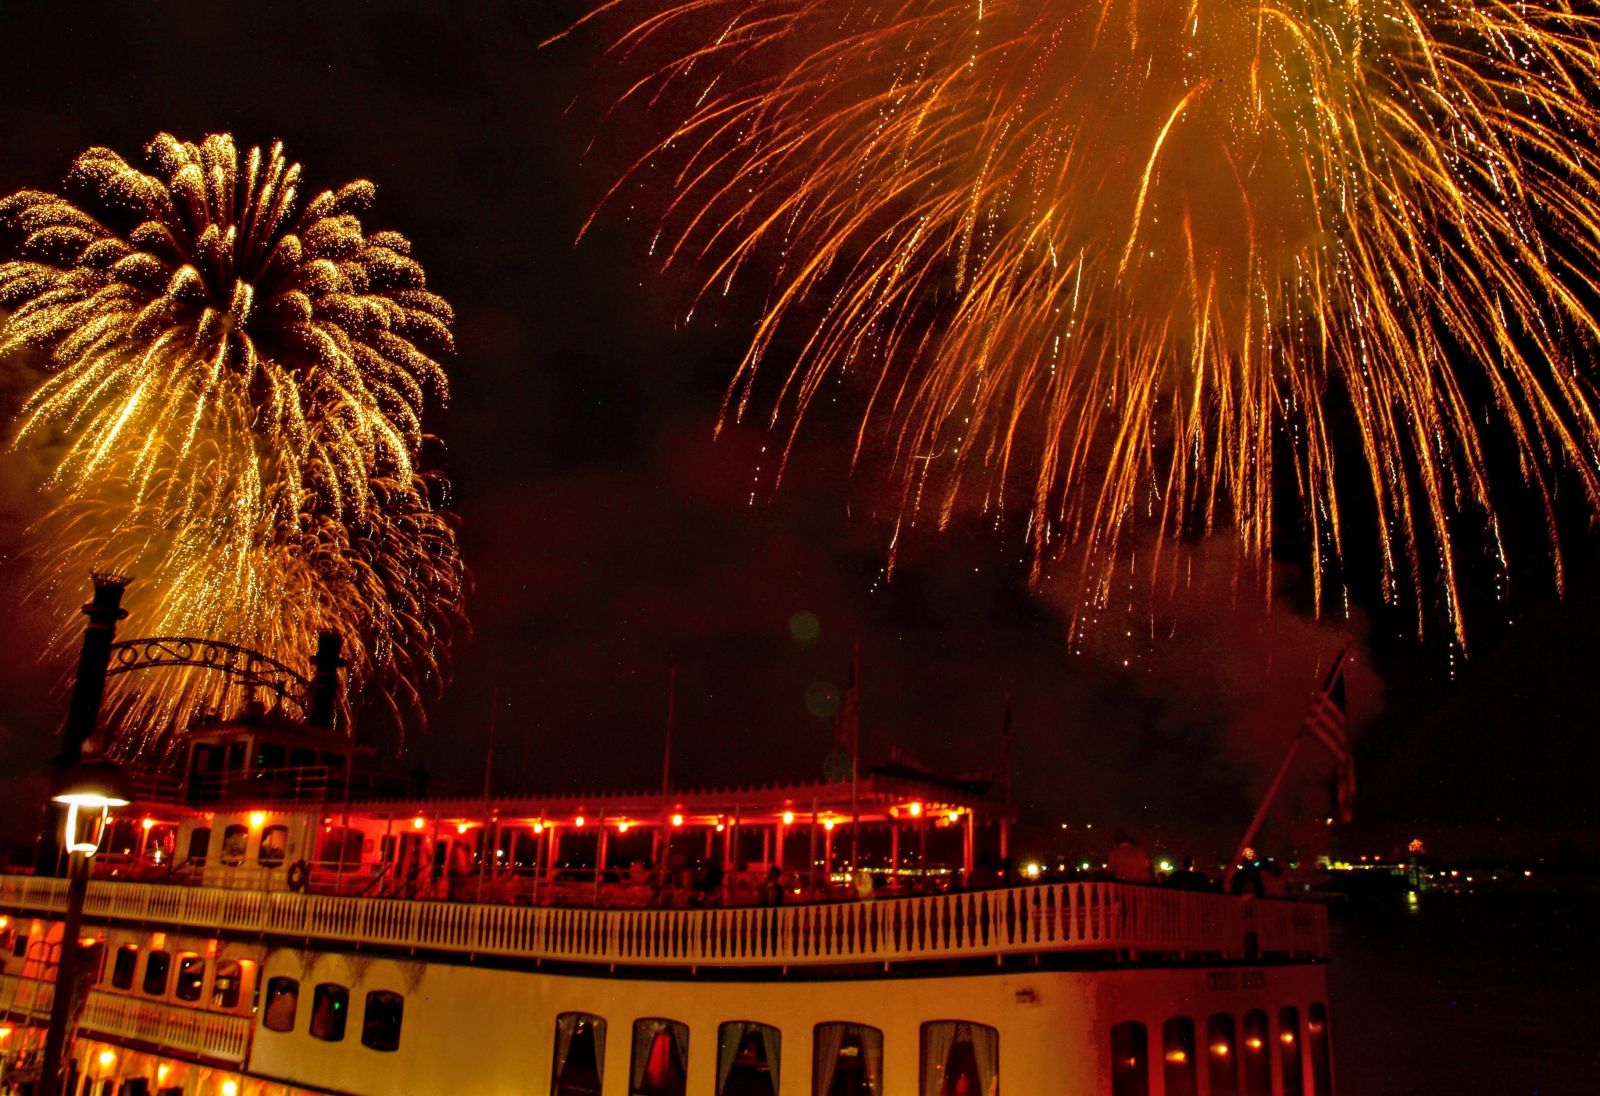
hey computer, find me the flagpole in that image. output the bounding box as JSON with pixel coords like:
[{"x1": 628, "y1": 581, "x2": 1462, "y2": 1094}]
[
  {"x1": 999, "y1": 692, "x2": 1014, "y2": 863},
  {"x1": 849, "y1": 641, "x2": 861, "y2": 873},
  {"x1": 660, "y1": 667, "x2": 676, "y2": 873},
  {"x1": 1224, "y1": 731, "x2": 1305, "y2": 891},
  {"x1": 475, "y1": 686, "x2": 498, "y2": 903},
  {"x1": 1225, "y1": 641, "x2": 1352, "y2": 890}
]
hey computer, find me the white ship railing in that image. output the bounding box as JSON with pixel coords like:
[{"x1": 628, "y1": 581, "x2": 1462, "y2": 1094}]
[
  {"x1": 1, "y1": 876, "x2": 1327, "y2": 969},
  {"x1": 0, "y1": 973, "x2": 250, "y2": 1065}
]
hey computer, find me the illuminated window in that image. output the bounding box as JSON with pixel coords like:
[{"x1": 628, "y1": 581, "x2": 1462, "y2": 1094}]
[
  {"x1": 813, "y1": 1022, "x2": 883, "y2": 1096},
  {"x1": 110, "y1": 945, "x2": 138, "y2": 990},
  {"x1": 213, "y1": 959, "x2": 243, "y2": 1009},
  {"x1": 258, "y1": 825, "x2": 289, "y2": 869},
  {"x1": 174, "y1": 955, "x2": 205, "y2": 1002},
  {"x1": 142, "y1": 950, "x2": 171, "y2": 996},
  {"x1": 1241, "y1": 1010, "x2": 1270, "y2": 1096},
  {"x1": 921, "y1": 1021, "x2": 998, "y2": 1096},
  {"x1": 362, "y1": 990, "x2": 404, "y2": 1052},
  {"x1": 221, "y1": 825, "x2": 248, "y2": 867},
  {"x1": 1307, "y1": 1003, "x2": 1332, "y2": 1095},
  {"x1": 1110, "y1": 1021, "x2": 1148, "y2": 1096},
  {"x1": 630, "y1": 1018, "x2": 689, "y2": 1096},
  {"x1": 1206, "y1": 1014, "x2": 1239, "y2": 1096},
  {"x1": 310, "y1": 983, "x2": 350, "y2": 1041},
  {"x1": 263, "y1": 976, "x2": 299, "y2": 1032},
  {"x1": 717, "y1": 1021, "x2": 780, "y2": 1096},
  {"x1": 1163, "y1": 1017, "x2": 1197, "y2": 1096},
  {"x1": 552, "y1": 1012, "x2": 606, "y2": 1096},
  {"x1": 1279, "y1": 1006, "x2": 1303, "y2": 1095}
]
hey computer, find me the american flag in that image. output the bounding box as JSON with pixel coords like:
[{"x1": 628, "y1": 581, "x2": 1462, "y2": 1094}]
[{"x1": 1304, "y1": 652, "x2": 1355, "y2": 823}]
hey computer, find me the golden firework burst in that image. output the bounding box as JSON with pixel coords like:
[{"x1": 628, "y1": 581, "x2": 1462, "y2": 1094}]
[
  {"x1": 581, "y1": 0, "x2": 1600, "y2": 645},
  {"x1": 0, "y1": 134, "x2": 465, "y2": 748}
]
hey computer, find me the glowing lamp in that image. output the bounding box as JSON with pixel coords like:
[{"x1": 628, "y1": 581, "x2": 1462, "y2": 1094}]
[
  {"x1": 98, "y1": 1049, "x2": 116, "y2": 1067},
  {"x1": 946, "y1": 810, "x2": 960, "y2": 823},
  {"x1": 1280, "y1": 1032, "x2": 1295, "y2": 1045},
  {"x1": 1210, "y1": 1043, "x2": 1231, "y2": 1057},
  {"x1": 0, "y1": 1026, "x2": 11, "y2": 1039},
  {"x1": 456, "y1": 822, "x2": 469, "y2": 835},
  {"x1": 574, "y1": 815, "x2": 586, "y2": 828},
  {"x1": 221, "y1": 1081, "x2": 240, "y2": 1096},
  {"x1": 141, "y1": 817, "x2": 155, "y2": 831},
  {"x1": 823, "y1": 818, "x2": 835, "y2": 831},
  {"x1": 532, "y1": 822, "x2": 544, "y2": 834},
  {"x1": 617, "y1": 821, "x2": 630, "y2": 833},
  {"x1": 51, "y1": 758, "x2": 131, "y2": 855},
  {"x1": 1246, "y1": 1038, "x2": 1263, "y2": 1050},
  {"x1": 412, "y1": 817, "x2": 426, "y2": 831},
  {"x1": 715, "y1": 822, "x2": 725, "y2": 832},
  {"x1": 671, "y1": 813, "x2": 684, "y2": 827},
  {"x1": 907, "y1": 802, "x2": 923, "y2": 818},
  {"x1": 158, "y1": 1065, "x2": 170, "y2": 1081},
  {"x1": 1165, "y1": 1050, "x2": 1188, "y2": 1064},
  {"x1": 781, "y1": 811, "x2": 795, "y2": 825},
  {"x1": 248, "y1": 811, "x2": 266, "y2": 829}
]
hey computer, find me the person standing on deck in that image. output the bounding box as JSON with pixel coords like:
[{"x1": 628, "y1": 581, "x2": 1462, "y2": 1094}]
[{"x1": 1107, "y1": 830, "x2": 1153, "y2": 884}]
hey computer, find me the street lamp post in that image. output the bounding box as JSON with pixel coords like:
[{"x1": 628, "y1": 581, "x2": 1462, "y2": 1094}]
[{"x1": 37, "y1": 757, "x2": 129, "y2": 1096}]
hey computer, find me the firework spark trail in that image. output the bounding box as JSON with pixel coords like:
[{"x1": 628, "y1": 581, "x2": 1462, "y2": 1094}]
[
  {"x1": 578, "y1": 0, "x2": 1600, "y2": 645},
  {"x1": 0, "y1": 134, "x2": 465, "y2": 750}
]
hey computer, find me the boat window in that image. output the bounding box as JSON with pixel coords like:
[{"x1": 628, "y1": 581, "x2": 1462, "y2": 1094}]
[
  {"x1": 186, "y1": 827, "x2": 211, "y2": 864},
  {"x1": 552, "y1": 1012, "x2": 607, "y2": 1096},
  {"x1": 813, "y1": 1022, "x2": 883, "y2": 1096},
  {"x1": 630, "y1": 1018, "x2": 689, "y2": 1096},
  {"x1": 263, "y1": 976, "x2": 300, "y2": 1032},
  {"x1": 1162, "y1": 1017, "x2": 1197, "y2": 1096},
  {"x1": 110, "y1": 945, "x2": 138, "y2": 989},
  {"x1": 318, "y1": 826, "x2": 364, "y2": 870},
  {"x1": 221, "y1": 825, "x2": 249, "y2": 867},
  {"x1": 1279, "y1": 1007, "x2": 1303, "y2": 1095},
  {"x1": 120, "y1": 1080, "x2": 150, "y2": 1096},
  {"x1": 1241, "y1": 1010, "x2": 1270, "y2": 1096},
  {"x1": 213, "y1": 959, "x2": 243, "y2": 1009},
  {"x1": 256, "y1": 742, "x2": 286, "y2": 769},
  {"x1": 1110, "y1": 1021, "x2": 1148, "y2": 1096},
  {"x1": 717, "y1": 1021, "x2": 780, "y2": 1096},
  {"x1": 920, "y1": 1021, "x2": 998, "y2": 1096},
  {"x1": 174, "y1": 955, "x2": 205, "y2": 1002},
  {"x1": 142, "y1": 950, "x2": 171, "y2": 996},
  {"x1": 310, "y1": 983, "x2": 350, "y2": 1041},
  {"x1": 362, "y1": 990, "x2": 405, "y2": 1052},
  {"x1": 258, "y1": 825, "x2": 289, "y2": 868},
  {"x1": 1307, "y1": 1003, "x2": 1332, "y2": 1095},
  {"x1": 1206, "y1": 1014, "x2": 1238, "y2": 1096}
]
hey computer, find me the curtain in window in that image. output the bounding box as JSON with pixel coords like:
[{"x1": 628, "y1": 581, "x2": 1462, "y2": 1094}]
[
  {"x1": 631, "y1": 1019, "x2": 688, "y2": 1096},
  {"x1": 922, "y1": 1022, "x2": 998, "y2": 1096},
  {"x1": 716, "y1": 1022, "x2": 780, "y2": 1096},
  {"x1": 815, "y1": 1023, "x2": 883, "y2": 1096},
  {"x1": 554, "y1": 1012, "x2": 606, "y2": 1096}
]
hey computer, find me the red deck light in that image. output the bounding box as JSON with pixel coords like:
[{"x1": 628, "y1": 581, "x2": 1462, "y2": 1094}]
[
  {"x1": 456, "y1": 822, "x2": 469, "y2": 835},
  {"x1": 575, "y1": 815, "x2": 586, "y2": 827},
  {"x1": 617, "y1": 821, "x2": 631, "y2": 833},
  {"x1": 907, "y1": 802, "x2": 923, "y2": 818},
  {"x1": 140, "y1": 817, "x2": 155, "y2": 830},
  {"x1": 781, "y1": 811, "x2": 795, "y2": 825},
  {"x1": 671, "y1": 813, "x2": 684, "y2": 827},
  {"x1": 412, "y1": 817, "x2": 426, "y2": 831}
]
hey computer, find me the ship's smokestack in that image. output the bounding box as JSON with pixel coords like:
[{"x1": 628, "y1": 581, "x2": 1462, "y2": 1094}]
[
  {"x1": 309, "y1": 631, "x2": 344, "y2": 732},
  {"x1": 62, "y1": 573, "x2": 130, "y2": 764}
]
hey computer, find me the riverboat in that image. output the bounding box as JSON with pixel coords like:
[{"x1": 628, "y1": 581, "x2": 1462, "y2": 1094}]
[{"x1": 1, "y1": 709, "x2": 1334, "y2": 1096}]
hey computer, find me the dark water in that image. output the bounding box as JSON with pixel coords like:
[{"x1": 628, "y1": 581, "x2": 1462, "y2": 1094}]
[{"x1": 1328, "y1": 893, "x2": 1600, "y2": 1095}]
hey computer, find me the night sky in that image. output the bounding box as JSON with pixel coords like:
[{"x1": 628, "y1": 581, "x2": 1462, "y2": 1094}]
[{"x1": 0, "y1": 1, "x2": 1595, "y2": 862}]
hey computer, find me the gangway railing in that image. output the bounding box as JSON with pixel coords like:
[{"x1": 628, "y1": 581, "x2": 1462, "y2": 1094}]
[{"x1": 1, "y1": 875, "x2": 1326, "y2": 970}]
